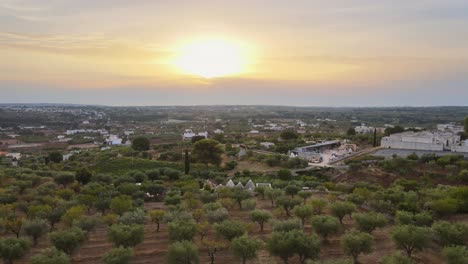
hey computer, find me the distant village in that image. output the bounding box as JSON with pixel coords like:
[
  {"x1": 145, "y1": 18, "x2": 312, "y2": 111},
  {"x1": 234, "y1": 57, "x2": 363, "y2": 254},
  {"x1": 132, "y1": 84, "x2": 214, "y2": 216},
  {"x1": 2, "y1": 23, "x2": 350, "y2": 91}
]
[{"x1": 1, "y1": 105, "x2": 467, "y2": 168}]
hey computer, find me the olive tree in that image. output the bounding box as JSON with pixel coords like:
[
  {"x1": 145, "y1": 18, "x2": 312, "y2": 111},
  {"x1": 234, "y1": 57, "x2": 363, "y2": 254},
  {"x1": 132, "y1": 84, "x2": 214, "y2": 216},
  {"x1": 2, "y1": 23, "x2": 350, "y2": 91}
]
[
  {"x1": 341, "y1": 230, "x2": 374, "y2": 264},
  {"x1": 214, "y1": 220, "x2": 245, "y2": 241},
  {"x1": 30, "y1": 248, "x2": 71, "y2": 264},
  {"x1": 149, "y1": 210, "x2": 165, "y2": 232},
  {"x1": 353, "y1": 212, "x2": 387, "y2": 233},
  {"x1": 311, "y1": 215, "x2": 340, "y2": 242},
  {"x1": 0, "y1": 237, "x2": 30, "y2": 264},
  {"x1": 192, "y1": 139, "x2": 224, "y2": 167},
  {"x1": 168, "y1": 220, "x2": 198, "y2": 242},
  {"x1": 107, "y1": 224, "x2": 144, "y2": 248},
  {"x1": 391, "y1": 225, "x2": 431, "y2": 257},
  {"x1": 167, "y1": 240, "x2": 199, "y2": 264},
  {"x1": 267, "y1": 230, "x2": 320, "y2": 264},
  {"x1": 292, "y1": 204, "x2": 314, "y2": 227},
  {"x1": 276, "y1": 196, "x2": 302, "y2": 217},
  {"x1": 442, "y1": 246, "x2": 468, "y2": 264},
  {"x1": 250, "y1": 210, "x2": 272, "y2": 232},
  {"x1": 103, "y1": 246, "x2": 134, "y2": 264},
  {"x1": 202, "y1": 239, "x2": 227, "y2": 264},
  {"x1": 23, "y1": 219, "x2": 49, "y2": 245},
  {"x1": 431, "y1": 221, "x2": 468, "y2": 247},
  {"x1": 49, "y1": 227, "x2": 86, "y2": 254},
  {"x1": 110, "y1": 196, "x2": 133, "y2": 216},
  {"x1": 232, "y1": 235, "x2": 262, "y2": 264},
  {"x1": 330, "y1": 202, "x2": 356, "y2": 224},
  {"x1": 381, "y1": 253, "x2": 414, "y2": 264}
]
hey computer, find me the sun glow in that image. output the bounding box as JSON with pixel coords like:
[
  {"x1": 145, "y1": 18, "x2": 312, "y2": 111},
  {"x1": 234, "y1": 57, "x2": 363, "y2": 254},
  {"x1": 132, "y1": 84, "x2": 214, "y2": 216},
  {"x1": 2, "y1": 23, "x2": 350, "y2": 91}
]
[{"x1": 173, "y1": 37, "x2": 251, "y2": 78}]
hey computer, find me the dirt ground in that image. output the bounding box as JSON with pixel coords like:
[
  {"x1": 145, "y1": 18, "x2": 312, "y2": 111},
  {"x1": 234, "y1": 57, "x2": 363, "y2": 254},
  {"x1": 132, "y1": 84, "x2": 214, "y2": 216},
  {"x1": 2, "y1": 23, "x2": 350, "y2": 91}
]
[{"x1": 15, "y1": 195, "x2": 461, "y2": 264}]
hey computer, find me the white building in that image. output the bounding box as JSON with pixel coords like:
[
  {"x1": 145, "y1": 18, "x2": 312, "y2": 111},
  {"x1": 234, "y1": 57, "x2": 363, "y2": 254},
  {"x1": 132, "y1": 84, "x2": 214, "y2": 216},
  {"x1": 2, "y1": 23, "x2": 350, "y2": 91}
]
[
  {"x1": 124, "y1": 130, "x2": 135, "y2": 136},
  {"x1": 106, "y1": 135, "x2": 123, "y2": 145},
  {"x1": 354, "y1": 124, "x2": 375, "y2": 134},
  {"x1": 260, "y1": 142, "x2": 275, "y2": 149},
  {"x1": 182, "y1": 129, "x2": 208, "y2": 140},
  {"x1": 381, "y1": 131, "x2": 463, "y2": 152},
  {"x1": 6, "y1": 153, "x2": 21, "y2": 160},
  {"x1": 214, "y1": 129, "x2": 224, "y2": 134},
  {"x1": 437, "y1": 124, "x2": 464, "y2": 133}
]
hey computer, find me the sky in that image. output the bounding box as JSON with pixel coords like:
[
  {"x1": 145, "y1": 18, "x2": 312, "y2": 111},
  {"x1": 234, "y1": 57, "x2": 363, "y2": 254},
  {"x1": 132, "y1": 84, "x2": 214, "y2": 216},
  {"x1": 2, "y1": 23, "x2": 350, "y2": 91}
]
[{"x1": 1, "y1": 0, "x2": 468, "y2": 106}]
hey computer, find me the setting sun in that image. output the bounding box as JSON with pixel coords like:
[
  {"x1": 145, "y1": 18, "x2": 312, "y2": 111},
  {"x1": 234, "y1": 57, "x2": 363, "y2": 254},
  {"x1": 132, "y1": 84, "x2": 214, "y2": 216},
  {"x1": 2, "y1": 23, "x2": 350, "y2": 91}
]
[{"x1": 173, "y1": 38, "x2": 250, "y2": 78}]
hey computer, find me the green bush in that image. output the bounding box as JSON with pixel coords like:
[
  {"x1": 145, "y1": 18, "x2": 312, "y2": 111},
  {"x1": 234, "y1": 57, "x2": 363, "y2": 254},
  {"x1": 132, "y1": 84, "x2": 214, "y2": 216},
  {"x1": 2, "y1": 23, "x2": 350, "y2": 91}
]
[{"x1": 103, "y1": 247, "x2": 133, "y2": 264}]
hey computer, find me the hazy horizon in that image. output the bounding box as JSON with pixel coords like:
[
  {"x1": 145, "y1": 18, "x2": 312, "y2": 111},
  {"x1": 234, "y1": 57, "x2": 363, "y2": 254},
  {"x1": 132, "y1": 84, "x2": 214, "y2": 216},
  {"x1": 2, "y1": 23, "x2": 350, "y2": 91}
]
[{"x1": 2, "y1": 0, "x2": 468, "y2": 106}]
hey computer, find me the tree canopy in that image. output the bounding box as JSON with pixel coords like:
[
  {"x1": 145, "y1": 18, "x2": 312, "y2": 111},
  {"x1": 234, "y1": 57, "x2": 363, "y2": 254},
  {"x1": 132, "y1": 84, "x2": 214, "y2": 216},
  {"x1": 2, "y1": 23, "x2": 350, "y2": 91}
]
[{"x1": 192, "y1": 139, "x2": 224, "y2": 166}]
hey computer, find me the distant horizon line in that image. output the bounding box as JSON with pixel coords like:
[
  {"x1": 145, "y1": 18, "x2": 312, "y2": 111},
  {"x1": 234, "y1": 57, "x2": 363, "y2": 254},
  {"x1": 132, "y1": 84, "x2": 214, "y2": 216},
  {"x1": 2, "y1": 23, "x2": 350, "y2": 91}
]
[{"x1": 1, "y1": 102, "x2": 468, "y2": 108}]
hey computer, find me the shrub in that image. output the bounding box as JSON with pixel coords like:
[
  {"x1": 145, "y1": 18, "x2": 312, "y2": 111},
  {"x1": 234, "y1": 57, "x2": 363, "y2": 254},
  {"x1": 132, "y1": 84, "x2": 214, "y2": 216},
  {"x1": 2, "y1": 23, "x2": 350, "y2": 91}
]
[
  {"x1": 107, "y1": 224, "x2": 144, "y2": 248},
  {"x1": 30, "y1": 248, "x2": 71, "y2": 264},
  {"x1": 61, "y1": 205, "x2": 86, "y2": 227},
  {"x1": 430, "y1": 198, "x2": 459, "y2": 216},
  {"x1": 442, "y1": 246, "x2": 468, "y2": 264},
  {"x1": 0, "y1": 237, "x2": 31, "y2": 264},
  {"x1": 73, "y1": 216, "x2": 99, "y2": 233},
  {"x1": 103, "y1": 246, "x2": 133, "y2": 264},
  {"x1": 432, "y1": 221, "x2": 468, "y2": 247},
  {"x1": 241, "y1": 199, "x2": 256, "y2": 211},
  {"x1": 381, "y1": 252, "x2": 414, "y2": 264},
  {"x1": 215, "y1": 220, "x2": 245, "y2": 241},
  {"x1": 310, "y1": 199, "x2": 327, "y2": 214},
  {"x1": 110, "y1": 196, "x2": 133, "y2": 216},
  {"x1": 23, "y1": 219, "x2": 49, "y2": 245},
  {"x1": 353, "y1": 212, "x2": 387, "y2": 233},
  {"x1": 271, "y1": 218, "x2": 302, "y2": 232},
  {"x1": 119, "y1": 208, "x2": 147, "y2": 225},
  {"x1": 206, "y1": 208, "x2": 229, "y2": 224},
  {"x1": 168, "y1": 220, "x2": 198, "y2": 242},
  {"x1": 167, "y1": 240, "x2": 199, "y2": 264},
  {"x1": 49, "y1": 227, "x2": 86, "y2": 254}
]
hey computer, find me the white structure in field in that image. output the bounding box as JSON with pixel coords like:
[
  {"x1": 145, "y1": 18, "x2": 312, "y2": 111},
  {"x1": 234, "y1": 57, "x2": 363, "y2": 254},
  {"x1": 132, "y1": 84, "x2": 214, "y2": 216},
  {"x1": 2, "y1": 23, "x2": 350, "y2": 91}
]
[
  {"x1": 214, "y1": 129, "x2": 224, "y2": 134},
  {"x1": 437, "y1": 124, "x2": 464, "y2": 133},
  {"x1": 66, "y1": 129, "x2": 108, "y2": 135},
  {"x1": 182, "y1": 129, "x2": 208, "y2": 140},
  {"x1": 214, "y1": 179, "x2": 270, "y2": 192},
  {"x1": 260, "y1": 142, "x2": 275, "y2": 149},
  {"x1": 354, "y1": 124, "x2": 375, "y2": 134},
  {"x1": 106, "y1": 135, "x2": 123, "y2": 145},
  {"x1": 381, "y1": 131, "x2": 465, "y2": 152}
]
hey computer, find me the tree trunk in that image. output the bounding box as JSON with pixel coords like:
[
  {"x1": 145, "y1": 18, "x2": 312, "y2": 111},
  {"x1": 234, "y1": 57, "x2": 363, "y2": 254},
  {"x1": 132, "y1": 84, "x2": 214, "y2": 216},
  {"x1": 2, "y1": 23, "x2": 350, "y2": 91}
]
[
  {"x1": 156, "y1": 222, "x2": 160, "y2": 232},
  {"x1": 209, "y1": 253, "x2": 215, "y2": 264}
]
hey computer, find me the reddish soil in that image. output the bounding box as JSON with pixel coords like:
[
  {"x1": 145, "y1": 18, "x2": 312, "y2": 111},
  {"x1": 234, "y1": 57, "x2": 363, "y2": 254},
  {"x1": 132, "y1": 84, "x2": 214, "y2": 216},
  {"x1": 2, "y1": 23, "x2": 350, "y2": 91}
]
[{"x1": 15, "y1": 196, "x2": 465, "y2": 264}]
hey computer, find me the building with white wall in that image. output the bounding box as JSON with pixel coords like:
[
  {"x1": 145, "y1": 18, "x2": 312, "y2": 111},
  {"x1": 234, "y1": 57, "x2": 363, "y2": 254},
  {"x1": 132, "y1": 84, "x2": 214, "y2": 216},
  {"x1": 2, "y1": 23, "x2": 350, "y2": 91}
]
[
  {"x1": 381, "y1": 131, "x2": 463, "y2": 152},
  {"x1": 354, "y1": 124, "x2": 375, "y2": 134},
  {"x1": 182, "y1": 129, "x2": 208, "y2": 140}
]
